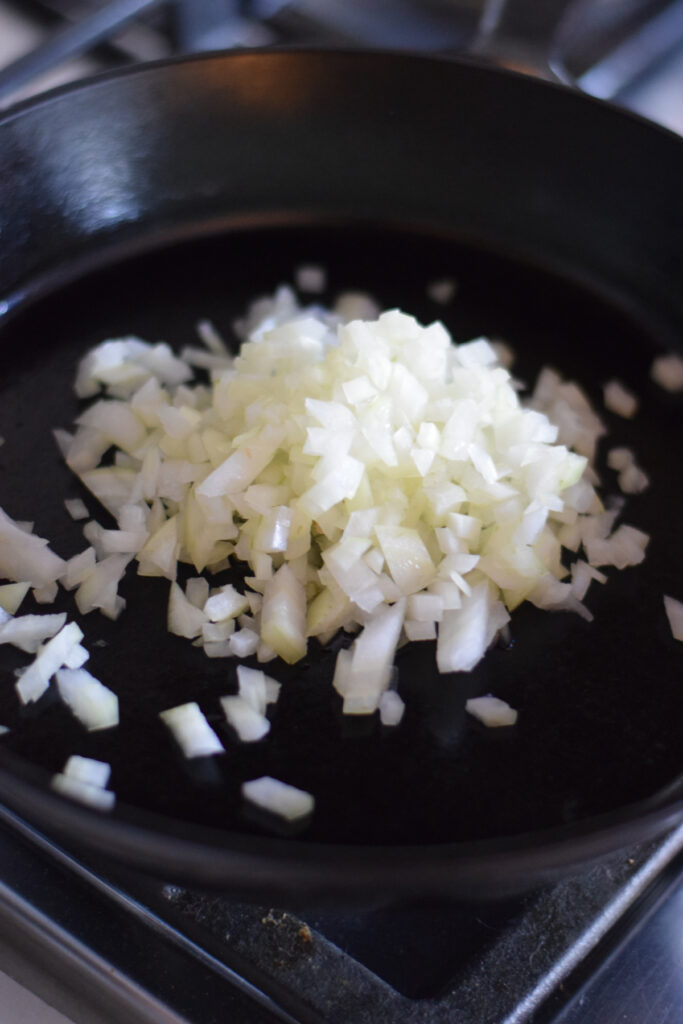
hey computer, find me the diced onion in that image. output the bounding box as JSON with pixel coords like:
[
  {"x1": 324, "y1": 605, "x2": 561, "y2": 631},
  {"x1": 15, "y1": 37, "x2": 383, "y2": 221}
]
[
  {"x1": 295, "y1": 264, "x2": 326, "y2": 293},
  {"x1": 51, "y1": 754, "x2": 114, "y2": 809},
  {"x1": 603, "y1": 380, "x2": 638, "y2": 419},
  {"x1": 663, "y1": 595, "x2": 683, "y2": 642},
  {"x1": 650, "y1": 353, "x2": 683, "y2": 393},
  {"x1": 220, "y1": 695, "x2": 270, "y2": 742},
  {"x1": 55, "y1": 667, "x2": 119, "y2": 731},
  {"x1": 0, "y1": 612, "x2": 67, "y2": 653},
  {"x1": 242, "y1": 775, "x2": 314, "y2": 821},
  {"x1": 0, "y1": 507, "x2": 66, "y2": 589},
  {"x1": 237, "y1": 665, "x2": 280, "y2": 715},
  {"x1": 465, "y1": 695, "x2": 518, "y2": 727},
  {"x1": 63, "y1": 754, "x2": 111, "y2": 788},
  {"x1": 46, "y1": 292, "x2": 652, "y2": 758},
  {"x1": 15, "y1": 622, "x2": 85, "y2": 704},
  {"x1": 64, "y1": 498, "x2": 89, "y2": 521},
  {"x1": 51, "y1": 772, "x2": 115, "y2": 810},
  {"x1": 159, "y1": 702, "x2": 224, "y2": 758},
  {"x1": 426, "y1": 277, "x2": 457, "y2": 305},
  {"x1": 0, "y1": 582, "x2": 30, "y2": 615},
  {"x1": 379, "y1": 689, "x2": 405, "y2": 726}
]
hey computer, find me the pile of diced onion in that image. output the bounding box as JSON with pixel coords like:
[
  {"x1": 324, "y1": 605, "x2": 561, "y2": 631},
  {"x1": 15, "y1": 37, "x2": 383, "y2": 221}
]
[
  {"x1": 53, "y1": 286, "x2": 652, "y2": 703},
  {"x1": 1, "y1": 280, "x2": 681, "y2": 821}
]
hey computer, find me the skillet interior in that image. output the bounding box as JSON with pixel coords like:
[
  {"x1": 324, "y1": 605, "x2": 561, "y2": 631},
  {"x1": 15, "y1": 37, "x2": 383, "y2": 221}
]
[
  {"x1": 0, "y1": 52, "x2": 681, "y2": 897},
  {"x1": 0, "y1": 222, "x2": 681, "y2": 846}
]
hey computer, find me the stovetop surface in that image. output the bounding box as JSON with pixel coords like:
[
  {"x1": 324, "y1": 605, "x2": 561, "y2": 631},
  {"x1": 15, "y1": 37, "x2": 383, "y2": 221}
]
[{"x1": 1, "y1": 803, "x2": 682, "y2": 1024}]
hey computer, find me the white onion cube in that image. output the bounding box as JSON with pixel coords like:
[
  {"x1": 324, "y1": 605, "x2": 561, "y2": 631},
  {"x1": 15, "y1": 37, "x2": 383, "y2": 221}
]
[
  {"x1": 160, "y1": 702, "x2": 224, "y2": 758},
  {"x1": 242, "y1": 776, "x2": 314, "y2": 822},
  {"x1": 664, "y1": 595, "x2": 683, "y2": 642},
  {"x1": 465, "y1": 695, "x2": 518, "y2": 727},
  {"x1": 63, "y1": 754, "x2": 111, "y2": 789},
  {"x1": 220, "y1": 695, "x2": 270, "y2": 742},
  {"x1": 51, "y1": 773, "x2": 115, "y2": 810},
  {"x1": 55, "y1": 668, "x2": 119, "y2": 731}
]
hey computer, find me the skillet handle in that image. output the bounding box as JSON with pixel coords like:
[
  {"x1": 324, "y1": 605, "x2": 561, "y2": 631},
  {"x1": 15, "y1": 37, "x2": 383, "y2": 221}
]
[{"x1": 469, "y1": 0, "x2": 577, "y2": 85}]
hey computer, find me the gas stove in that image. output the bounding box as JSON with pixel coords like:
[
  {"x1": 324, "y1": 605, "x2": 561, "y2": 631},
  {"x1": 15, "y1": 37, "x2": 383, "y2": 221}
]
[{"x1": 0, "y1": 4, "x2": 682, "y2": 1023}]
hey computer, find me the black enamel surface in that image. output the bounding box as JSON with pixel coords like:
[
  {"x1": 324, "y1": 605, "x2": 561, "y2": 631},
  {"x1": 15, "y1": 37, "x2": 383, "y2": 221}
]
[{"x1": 0, "y1": 52, "x2": 681, "y2": 899}]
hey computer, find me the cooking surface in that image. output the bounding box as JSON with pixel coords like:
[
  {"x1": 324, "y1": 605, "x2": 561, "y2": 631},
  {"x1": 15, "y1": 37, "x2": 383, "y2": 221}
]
[{"x1": 1, "y1": 224, "x2": 681, "y2": 850}]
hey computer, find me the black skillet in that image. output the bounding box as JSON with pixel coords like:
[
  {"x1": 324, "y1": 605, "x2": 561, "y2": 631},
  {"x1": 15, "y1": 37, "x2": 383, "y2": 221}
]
[{"x1": 0, "y1": 51, "x2": 681, "y2": 905}]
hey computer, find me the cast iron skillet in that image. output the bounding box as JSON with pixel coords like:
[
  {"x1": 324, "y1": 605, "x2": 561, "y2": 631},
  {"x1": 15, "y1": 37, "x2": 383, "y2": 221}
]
[{"x1": 0, "y1": 51, "x2": 681, "y2": 905}]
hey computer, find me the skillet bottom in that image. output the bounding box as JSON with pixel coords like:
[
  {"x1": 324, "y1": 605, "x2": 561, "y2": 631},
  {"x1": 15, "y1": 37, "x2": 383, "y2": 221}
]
[{"x1": 0, "y1": 222, "x2": 681, "y2": 852}]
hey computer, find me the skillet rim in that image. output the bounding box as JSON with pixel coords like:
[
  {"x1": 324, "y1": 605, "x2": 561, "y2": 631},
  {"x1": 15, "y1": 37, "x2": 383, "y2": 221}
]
[{"x1": 1, "y1": 43, "x2": 683, "y2": 145}]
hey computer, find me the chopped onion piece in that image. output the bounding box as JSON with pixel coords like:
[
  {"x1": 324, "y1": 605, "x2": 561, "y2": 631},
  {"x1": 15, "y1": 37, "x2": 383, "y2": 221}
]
[
  {"x1": 585, "y1": 524, "x2": 649, "y2": 569},
  {"x1": 51, "y1": 772, "x2": 116, "y2": 810},
  {"x1": 203, "y1": 640, "x2": 233, "y2": 658},
  {"x1": 204, "y1": 584, "x2": 249, "y2": 622},
  {"x1": 491, "y1": 339, "x2": 516, "y2": 369},
  {"x1": 603, "y1": 380, "x2": 638, "y2": 419},
  {"x1": 295, "y1": 263, "x2": 326, "y2": 293},
  {"x1": 618, "y1": 463, "x2": 649, "y2": 495},
  {"x1": 64, "y1": 498, "x2": 89, "y2": 521},
  {"x1": 570, "y1": 560, "x2": 607, "y2": 601},
  {"x1": 375, "y1": 526, "x2": 436, "y2": 595},
  {"x1": 55, "y1": 667, "x2": 119, "y2": 731},
  {"x1": 0, "y1": 506, "x2": 66, "y2": 588},
  {"x1": 338, "y1": 599, "x2": 405, "y2": 714},
  {"x1": 185, "y1": 577, "x2": 210, "y2": 608},
  {"x1": 75, "y1": 553, "x2": 131, "y2": 619},
  {"x1": 63, "y1": 642, "x2": 90, "y2": 670},
  {"x1": 607, "y1": 447, "x2": 634, "y2": 471},
  {"x1": 404, "y1": 619, "x2": 437, "y2": 642},
  {"x1": 0, "y1": 612, "x2": 67, "y2": 653},
  {"x1": 426, "y1": 277, "x2": 457, "y2": 304},
  {"x1": 242, "y1": 775, "x2": 314, "y2": 822},
  {"x1": 221, "y1": 695, "x2": 270, "y2": 742},
  {"x1": 196, "y1": 319, "x2": 228, "y2": 354},
  {"x1": 168, "y1": 582, "x2": 207, "y2": 639},
  {"x1": 15, "y1": 622, "x2": 85, "y2": 705},
  {"x1": 663, "y1": 596, "x2": 683, "y2": 642},
  {"x1": 160, "y1": 702, "x2": 224, "y2": 758},
  {"x1": 379, "y1": 689, "x2": 405, "y2": 726},
  {"x1": 33, "y1": 581, "x2": 59, "y2": 604},
  {"x1": 75, "y1": 337, "x2": 192, "y2": 399},
  {"x1": 229, "y1": 628, "x2": 259, "y2": 657},
  {"x1": 0, "y1": 582, "x2": 30, "y2": 615},
  {"x1": 237, "y1": 665, "x2": 281, "y2": 715},
  {"x1": 333, "y1": 291, "x2": 380, "y2": 321},
  {"x1": 61, "y1": 548, "x2": 97, "y2": 591},
  {"x1": 260, "y1": 564, "x2": 307, "y2": 664},
  {"x1": 63, "y1": 754, "x2": 111, "y2": 788},
  {"x1": 437, "y1": 584, "x2": 509, "y2": 674},
  {"x1": 650, "y1": 353, "x2": 683, "y2": 392},
  {"x1": 466, "y1": 695, "x2": 518, "y2": 727}
]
